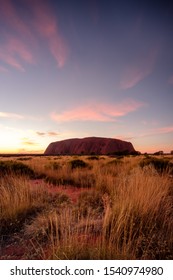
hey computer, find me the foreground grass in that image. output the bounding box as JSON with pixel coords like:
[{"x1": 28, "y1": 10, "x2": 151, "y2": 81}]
[{"x1": 0, "y1": 155, "x2": 172, "y2": 259}]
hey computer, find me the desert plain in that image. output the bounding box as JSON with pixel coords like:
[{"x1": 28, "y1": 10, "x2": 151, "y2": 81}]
[{"x1": 0, "y1": 153, "x2": 172, "y2": 260}]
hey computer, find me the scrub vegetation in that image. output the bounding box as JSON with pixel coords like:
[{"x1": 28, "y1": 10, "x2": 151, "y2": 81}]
[{"x1": 0, "y1": 155, "x2": 172, "y2": 259}]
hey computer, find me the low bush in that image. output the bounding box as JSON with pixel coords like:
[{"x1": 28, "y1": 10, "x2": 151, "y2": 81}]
[
  {"x1": 140, "y1": 157, "x2": 173, "y2": 174},
  {"x1": 0, "y1": 160, "x2": 35, "y2": 178},
  {"x1": 44, "y1": 176, "x2": 75, "y2": 186},
  {"x1": 45, "y1": 162, "x2": 61, "y2": 171},
  {"x1": 77, "y1": 190, "x2": 104, "y2": 216},
  {"x1": 0, "y1": 176, "x2": 46, "y2": 235},
  {"x1": 107, "y1": 159, "x2": 123, "y2": 165},
  {"x1": 87, "y1": 156, "x2": 99, "y2": 160},
  {"x1": 69, "y1": 159, "x2": 88, "y2": 169},
  {"x1": 17, "y1": 157, "x2": 32, "y2": 161},
  {"x1": 24, "y1": 211, "x2": 61, "y2": 242}
]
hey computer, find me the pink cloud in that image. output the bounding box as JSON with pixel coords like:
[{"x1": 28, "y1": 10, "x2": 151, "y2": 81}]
[
  {"x1": 0, "y1": 0, "x2": 67, "y2": 69},
  {"x1": 120, "y1": 47, "x2": 158, "y2": 89},
  {"x1": 51, "y1": 99, "x2": 145, "y2": 122},
  {"x1": 128, "y1": 126, "x2": 173, "y2": 140},
  {"x1": 0, "y1": 0, "x2": 36, "y2": 70},
  {"x1": 48, "y1": 131, "x2": 59, "y2": 136},
  {"x1": 115, "y1": 134, "x2": 135, "y2": 141},
  {"x1": 0, "y1": 0, "x2": 35, "y2": 42},
  {"x1": 153, "y1": 126, "x2": 173, "y2": 134},
  {"x1": 0, "y1": 36, "x2": 34, "y2": 71},
  {"x1": 29, "y1": 0, "x2": 68, "y2": 68},
  {"x1": 138, "y1": 126, "x2": 173, "y2": 138}
]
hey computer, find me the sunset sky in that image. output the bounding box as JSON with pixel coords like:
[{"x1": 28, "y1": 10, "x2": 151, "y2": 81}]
[{"x1": 0, "y1": 0, "x2": 173, "y2": 153}]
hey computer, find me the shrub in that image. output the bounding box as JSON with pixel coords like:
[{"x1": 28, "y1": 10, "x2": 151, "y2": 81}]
[
  {"x1": 44, "y1": 176, "x2": 75, "y2": 186},
  {"x1": 69, "y1": 159, "x2": 88, "y2": 169},
  {"x1": 140, "y1": 157, "x2": 173, "y2": 174},
  {"x1": 0, "y1": 176, "x2": 45, "y2": 235},
  {"x1": 17, "y1": 157, "x2": 32, "y2": 161},
  {"x1": 87, "y1": 156, "x2": 99, "y2": 160},
  {"x1": 77, "y1": 190, "x2": 104, "y2": 216},
  {"x1": 24, "y1": 211, "x2": 61, "y2": 242},
  {"x1": 46, "y1": 162, "x2": 61, "y2": 170},
  {"x1": 0, "y1": 160, "x2": 35, "y2": 178},
  {"x1": 107, "y1": 159, "x2": 123, "y2": 165}
]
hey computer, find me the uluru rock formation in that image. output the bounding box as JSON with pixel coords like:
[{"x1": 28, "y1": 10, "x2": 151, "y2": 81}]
[{"x1": 44, "y1": 137, "x2": 136, "y2": 155}]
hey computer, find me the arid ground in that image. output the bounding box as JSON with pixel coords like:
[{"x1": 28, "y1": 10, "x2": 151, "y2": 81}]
[{"x1": 0, "y1": 154, "x2": 172, "y2": 259}]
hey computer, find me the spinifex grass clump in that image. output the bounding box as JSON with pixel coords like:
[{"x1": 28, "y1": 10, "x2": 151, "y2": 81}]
[
  {"x1": 77, "y1": 190, "x2": 104, "y2": 216},
  {"x1": 0, "y1": 174, "x2": 71, "y2": 237},
  {"x1": 17, "y1": 157, "x2": 32, "y2": 161},
  {"x1": 87, "y1": 156, "x2": 99, "y2": 160},
  {"x1": 45, "y1": 161, "x2": 61, "y2": 171},
  {"x1": 44, "y1": 176, "x2": 75, "y2": 186},
  {"x1": 107, "y1": 159, "x2": 123, "y2": 166},
  {"x1": 140, "y1": 157, "x2": 173, "y2": 174},
  {"x1": 0, "y1": 176, "x2": 44, "y2": 235},
  {"x1": 24, "y1": 194, "x2": 71, "y2": 243},
  {"x1": 24, "y1": 211, "x2": 62, "y2": 243},
  {"x1": 69, "y1": 159, "x2": 88, "y2": 169},
  {"x1": 102, "y1": 166, "x2": 173, "y2": 259},
  {"x1": 0, "y1": 160, "x2": 35, "y2": 178}
]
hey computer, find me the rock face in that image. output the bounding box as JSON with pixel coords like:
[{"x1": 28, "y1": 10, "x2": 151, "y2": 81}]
[{"x1": 44, "y1": 137, "x2": 136, "y2": 155}]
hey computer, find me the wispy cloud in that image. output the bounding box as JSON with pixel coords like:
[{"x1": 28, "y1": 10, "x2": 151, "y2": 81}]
[
  {"x1": 0, "y1": 0, "x2": 67, "y2": 70},
  {"x1": 0, "y1": 36, "x2": 34, "y2": 71},
  {"x1": 22, "y1": 141, "x2": 38, "y2": 146},
  {"x1": 124, "y1": 126, "x2": 173, "y2": 140},
  {"x1": 29, "y1": 0, "x2": 68, "y2": 68},
  {"x1": 21, "y1": 137, "x2": 38, "y2": 146},
  {"x1": 36, "y1": 132, "x2": 46, "y2": 136},
  {"x1": 36, "y1": 131, "x2": 59, "y2": 137},
  {"x1": 0, "y1": 111, "x2": 42, "y2": 121},
  {"x1": 0, "y1": 65, "x2": 8, "y2": 72},
  {"x1": 51, "y1": 99, "x2": 145, "y2": 122},
  {"x1": 120, "y1": 47, "x2": 158, "y2": 89},
  {"x1": 0, "y1": 0, "x2": 36, "y2": 71},
  {"x1": 7, "y1": 37, "x2": 34, "y2": 64},
  {"x1": 48, "y1": 131, "x2": 59, "y2": 136},
  {"x1": 137, "y1": 126, "x2": 173, "y2": 138},
  {"x1": 115, "y1": 134, "x2": 135, "y2": 141},
  {"x1": 17, "y1": 148, "x2": 44, "y2": 154},
  {"x1": 0, "y1": 46, "x2": 24, "y2": 71},
  {"x1": 0, "y1": 0, "x2": 34, "y2": 41},
  {"x1": 0, "y1": 111, "x2": 24, "y2": 119}
]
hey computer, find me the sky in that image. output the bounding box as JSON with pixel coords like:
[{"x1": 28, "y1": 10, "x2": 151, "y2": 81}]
[{"x1": 0, "y1": 0, "x2": 173, "y2": 154}]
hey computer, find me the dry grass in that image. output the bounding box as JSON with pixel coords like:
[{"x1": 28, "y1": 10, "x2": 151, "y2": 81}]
[{"x1": 0, "y1": 155, "x2": 172, "y2": 259}]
